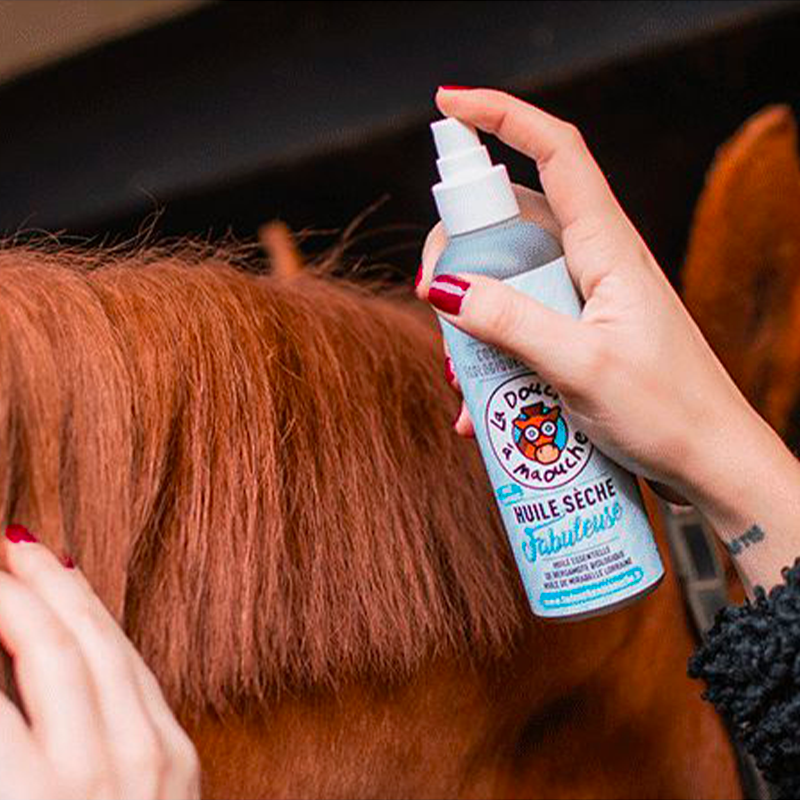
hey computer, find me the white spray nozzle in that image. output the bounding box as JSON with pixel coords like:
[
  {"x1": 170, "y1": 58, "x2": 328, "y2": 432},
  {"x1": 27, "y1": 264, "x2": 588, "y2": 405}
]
[
  {"x1": 431, "y1": 118, "x2": 493, "y2": 183},
  {"x1": 431, "y1": 118, "x2": 481, "y2": 157},
  {"x1": 430, "y1": 118, "x2": 519, "y2": 236}
]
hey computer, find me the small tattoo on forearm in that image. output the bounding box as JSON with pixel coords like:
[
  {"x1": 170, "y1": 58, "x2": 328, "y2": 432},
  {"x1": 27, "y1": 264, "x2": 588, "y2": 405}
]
[{"x1": 726, "y1": 524, "x2": 766, "y2": 556}]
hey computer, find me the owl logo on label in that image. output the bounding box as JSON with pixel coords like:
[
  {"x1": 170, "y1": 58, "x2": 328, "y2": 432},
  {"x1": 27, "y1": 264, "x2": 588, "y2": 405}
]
[
  {"x1": 512, "y1": 402, "x2": 568, "y2": 464},
  {"x1": 486, "y1": 373, "x2": 592, "y2": 490}
]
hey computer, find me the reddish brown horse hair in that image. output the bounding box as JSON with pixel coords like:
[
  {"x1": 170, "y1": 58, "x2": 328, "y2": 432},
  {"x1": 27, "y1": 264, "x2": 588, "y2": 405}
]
[
  {"x1": 683, "y1": 105, "x2": 800, "y2": 432},
  {"x1": 0, "y1": 243, "x2": 528, "y2": 713}
]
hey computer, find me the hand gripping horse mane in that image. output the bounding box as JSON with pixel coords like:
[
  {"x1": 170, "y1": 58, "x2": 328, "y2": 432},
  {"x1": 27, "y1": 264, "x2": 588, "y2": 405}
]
[{"x1": 4, "y1": 163, "x2": 787, "y2": 798}]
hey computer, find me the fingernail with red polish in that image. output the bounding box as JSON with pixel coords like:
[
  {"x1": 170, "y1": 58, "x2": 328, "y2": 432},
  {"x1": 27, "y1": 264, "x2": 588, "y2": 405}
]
[
  {"x1": 414, "y1": 263, "x2": 423, "y2": 289},
  {"x1": 61, "y1": 553, "x2": 76, "y2": 569},
  {"x1": 444, "y1": 356, "x2": 455, "y2": 384},
  {"x1": 428, "y1": 275, "x2": 471, "y2": 315},
  {"x1": 439, "y1": 85, "x2": 472, "y2": 91},
  {"x1": 5, "y1": 524, "x2": 37, "y2": 544}
]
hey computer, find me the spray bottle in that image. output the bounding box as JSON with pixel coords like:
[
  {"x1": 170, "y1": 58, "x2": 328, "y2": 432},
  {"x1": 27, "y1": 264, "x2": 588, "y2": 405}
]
[{"x1": 430, "y1": 118, "x2": 664, "y2": 619}]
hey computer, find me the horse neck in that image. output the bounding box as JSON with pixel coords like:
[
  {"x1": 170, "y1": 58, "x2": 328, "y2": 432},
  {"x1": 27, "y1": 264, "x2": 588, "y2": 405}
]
[{"x1": 185, "y1": 571, "x2": 741, "y2": 799}]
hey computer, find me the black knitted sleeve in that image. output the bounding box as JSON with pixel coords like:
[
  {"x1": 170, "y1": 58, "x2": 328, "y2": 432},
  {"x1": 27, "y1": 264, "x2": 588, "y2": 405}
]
[{"x1": 688, "y1": 559, "x2": 800, "y2": 799}]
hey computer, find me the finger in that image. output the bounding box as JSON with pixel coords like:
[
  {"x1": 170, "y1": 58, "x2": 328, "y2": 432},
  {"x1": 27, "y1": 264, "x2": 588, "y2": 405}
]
[
  {"x1": 0, "y1": 570, "x2": 109, "y2": 785},
  {"x1": 454, "y1": 401, "x2": 475, "y2": 438},
  {"x1": 417, "y1": 185, "x2": 558, "y2": 299},
  {"x1": 436, "y1": 88, "x2": 629, "y2": 238},
  {"x1": 429, "y1": 272, "x2": 593, "y2": 391},
  {"x1": 5, "y1": 539, "x2": 165, "y2": 799},
  {"x1": 0, "y1": 691, "x2": 47, "y2": 800},
  {"x1": 442, "y1": 348, "x2": 475, "y2": 438},
  {"x1": 125, "y1": 659, "x2": 200, "y2": 800},
  {"x1": 417, "y1": 221, "x2": 447, "y2": 299},
  {"x1": 443, "y1": 332, "x2": 461, "y2": 394},
  {"x1": 444, "y1": 356, "x2": 459, "y2": 392},
  {"x1": 8, "y1": 542, "x2": 199, "y2": 799}
]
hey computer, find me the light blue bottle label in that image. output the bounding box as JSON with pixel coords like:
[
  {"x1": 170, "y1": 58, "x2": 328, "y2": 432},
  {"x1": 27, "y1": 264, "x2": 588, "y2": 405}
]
[{"x1": 443, "y1": 257, "x2": 664, "y2": 618}]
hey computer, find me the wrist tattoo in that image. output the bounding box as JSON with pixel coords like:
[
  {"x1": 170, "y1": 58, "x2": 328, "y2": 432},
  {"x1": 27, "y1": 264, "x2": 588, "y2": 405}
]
[{"x1": 726, "y1": 524, "x2": 766, "y2": 556}]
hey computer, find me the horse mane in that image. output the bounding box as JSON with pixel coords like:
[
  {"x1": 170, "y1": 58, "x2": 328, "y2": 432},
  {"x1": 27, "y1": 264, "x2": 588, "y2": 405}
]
[{"x1": 0, "y1": 242, "x2": 528, "y2": 712}]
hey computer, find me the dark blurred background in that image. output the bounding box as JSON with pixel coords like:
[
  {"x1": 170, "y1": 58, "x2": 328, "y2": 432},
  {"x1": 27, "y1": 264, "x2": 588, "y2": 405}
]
[{"x1": 0, "y1": 0, "x2": 798, "y2": 283}]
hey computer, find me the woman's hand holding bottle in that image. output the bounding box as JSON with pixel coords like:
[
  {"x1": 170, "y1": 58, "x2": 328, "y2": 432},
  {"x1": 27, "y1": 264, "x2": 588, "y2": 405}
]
[{"x1": 418, "y1": 87, "x2": 800, "y2": 592}]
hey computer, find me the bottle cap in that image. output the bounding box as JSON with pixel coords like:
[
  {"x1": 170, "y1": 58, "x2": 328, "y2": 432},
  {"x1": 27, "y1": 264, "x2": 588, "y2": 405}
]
[{"x1": 431, "y1": 118, "x2": 520, "y2": 236}]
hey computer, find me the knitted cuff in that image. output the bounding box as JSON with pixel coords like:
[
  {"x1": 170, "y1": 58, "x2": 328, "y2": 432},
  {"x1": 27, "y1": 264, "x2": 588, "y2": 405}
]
[{"x1": 688, "y1": 558, "x2": 800, "y2": 799}]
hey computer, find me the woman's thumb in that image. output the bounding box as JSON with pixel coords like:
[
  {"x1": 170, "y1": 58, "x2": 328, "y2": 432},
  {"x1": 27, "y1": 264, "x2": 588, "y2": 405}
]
[{"x1": 428, "y1": 272, "x2": 592, "y2": 389}]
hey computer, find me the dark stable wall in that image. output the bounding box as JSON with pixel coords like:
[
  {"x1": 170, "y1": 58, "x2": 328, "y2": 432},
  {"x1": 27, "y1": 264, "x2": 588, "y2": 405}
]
[{"x1": 0, "y1": 0, "x2": 798, "y2": 285}]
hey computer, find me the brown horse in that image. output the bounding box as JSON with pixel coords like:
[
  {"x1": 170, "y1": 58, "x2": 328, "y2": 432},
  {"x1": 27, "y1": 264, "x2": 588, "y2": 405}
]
[
  {"x1": 0, "y1": 234, "x2": 740, "y2": 799},
  {"x1": 683, "y1": 104, "x2": 800, "y2": 443}
]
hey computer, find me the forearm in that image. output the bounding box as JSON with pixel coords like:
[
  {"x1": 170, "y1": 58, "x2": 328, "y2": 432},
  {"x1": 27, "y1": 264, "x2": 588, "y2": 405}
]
[{"x1": 685, "y1": 404, "x2": 800, "y2": 595}]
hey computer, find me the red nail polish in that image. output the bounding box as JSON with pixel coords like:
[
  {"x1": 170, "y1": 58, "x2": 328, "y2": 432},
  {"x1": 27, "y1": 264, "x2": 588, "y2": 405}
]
[
  {"x1": 5, "y1": 524, "x2": 37, "y2": 544},
  {"x1": 444, "y1": 357, "x2": 455, "y2": 384},
  {"x1": 439, "y1": 85, "x2": 473, "y2": 91},
  {"x1": 414, "y1": 263, "x2": 423, "y2": 289},
  {"x1": 61, "y1": 553, "x2": 76, "y2": 569},
  {"x1": 428, "y1": 275, "x2": 471, "y2": 315}
]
